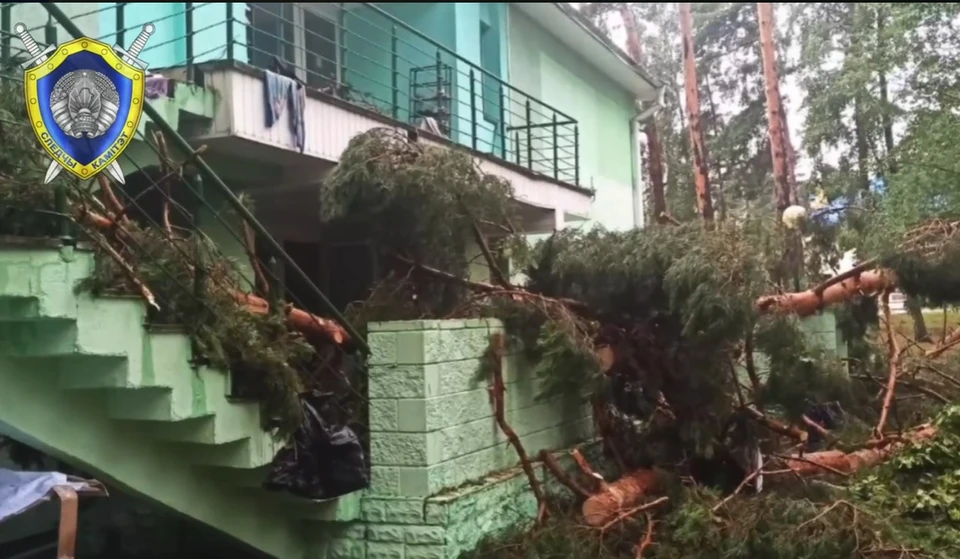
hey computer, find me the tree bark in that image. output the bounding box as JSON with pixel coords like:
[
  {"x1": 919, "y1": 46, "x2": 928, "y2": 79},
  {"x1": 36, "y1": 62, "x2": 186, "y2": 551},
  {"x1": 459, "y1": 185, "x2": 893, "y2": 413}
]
[
  {"x1": 755, "y1": 269, "x2": 897, "y2": 316},
  {"x1": 758, "y1": 3, "x2": 803, "y2": 290},
  {"x1": 618, "y1": 4, "x2": 668, "y2": 224},
  {"x1": 581, "y1": 424, "x2": 936, "y2": 527},
  {"x1": 757, "y1": 2, "x2": 792, "y2": 216},
  {"x1": 679, "y1": 3, "x2": 714, "y2": 222}
]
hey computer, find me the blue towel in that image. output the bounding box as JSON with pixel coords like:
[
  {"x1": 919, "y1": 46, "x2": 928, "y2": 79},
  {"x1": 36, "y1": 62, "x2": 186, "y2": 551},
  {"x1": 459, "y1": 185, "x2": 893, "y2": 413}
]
[{"x1": 264, "y1": 70, "x2": 306, "y2": 153}]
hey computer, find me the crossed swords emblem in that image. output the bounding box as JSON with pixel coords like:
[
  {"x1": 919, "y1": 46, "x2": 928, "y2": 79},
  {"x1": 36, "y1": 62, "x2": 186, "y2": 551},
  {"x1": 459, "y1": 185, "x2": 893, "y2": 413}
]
[{"x1": 14, "y1": 22, "x2": 155, "y2": 185}]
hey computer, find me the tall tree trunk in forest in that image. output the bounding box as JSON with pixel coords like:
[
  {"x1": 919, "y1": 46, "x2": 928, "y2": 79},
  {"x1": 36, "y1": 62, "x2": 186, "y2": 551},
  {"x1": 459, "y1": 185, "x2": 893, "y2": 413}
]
[
  {"x1": 679, "y1": 2, "x2": 714, "y2": 222},
  {"x1": 758, "y1": 2, "x2": 802, "y2": 289},
  {"x1": 778, "y1": 89, "x2": 800, "y2": 205},
  {"x1": 877, "y1": 8, "x2": 929, "y2": 341},
  {"x1": 757, "y1": 2, "x2": 791, "y2": 215},
  {"x1": 618, "y1": 4, "x2": 668, "y2": 224}
]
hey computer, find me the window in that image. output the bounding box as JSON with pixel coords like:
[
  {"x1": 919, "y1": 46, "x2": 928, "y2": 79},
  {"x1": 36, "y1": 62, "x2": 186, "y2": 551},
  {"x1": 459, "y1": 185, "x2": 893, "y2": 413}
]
[
  {"x1": 302, "y1": 9, "x2": 339, "y2": 89},
  {"x1": 248, "y1": 3, "x2": 296, "y2": 69},
  {"x1": 248, "y1": 3, "x2": 341, "y2": 90}
]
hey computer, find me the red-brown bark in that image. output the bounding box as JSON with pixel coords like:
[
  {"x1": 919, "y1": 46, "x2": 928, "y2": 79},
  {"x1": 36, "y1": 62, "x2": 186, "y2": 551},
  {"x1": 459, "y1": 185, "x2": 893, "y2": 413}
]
[
  {"x1": 617, "y1": 4, "x2": 668, "y2": 223},
  {"x1": 755, "y1": 269, "x2": 897, "y2": 316},
  {"x1": 583, "y1": 469, "x2": 661, "y2": 526},
  {"x1": 581, "y1": 424, "x2": 936, "y2": 527},
  {"x1": 757, "y1": 3, "x2": 792, "y2": 215},
  {"x1": 679, "y1": 3, "x2": 714, "y2": 222},
  {"x1": 780, "y1": 424, "x2": 936, "y2": 475}
]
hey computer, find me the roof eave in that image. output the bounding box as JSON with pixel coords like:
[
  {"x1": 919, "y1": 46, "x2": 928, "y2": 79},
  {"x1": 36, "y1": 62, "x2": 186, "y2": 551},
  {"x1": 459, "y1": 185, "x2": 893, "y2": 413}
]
[{"x1": 512, "y1": 3, "x2": 664, "y2": 102}]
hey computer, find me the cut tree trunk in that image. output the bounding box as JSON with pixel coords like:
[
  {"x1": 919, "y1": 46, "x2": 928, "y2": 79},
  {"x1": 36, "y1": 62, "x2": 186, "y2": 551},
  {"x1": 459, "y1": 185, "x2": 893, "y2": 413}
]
[
  {"x1": 780, "y1": 424, "x2": 936, "y2": 475},
  {"x1": 617, "y1": 4, "x2": 668, "y2": 224},
  {"x1": 581, "y1": 424, "x2": 936, "y2": 527},
  {"x1": 582, "y1": 469, "x2": 660, "y2": 526},
  {"x1": 756, "y1": 269, "x2": 897, "y2": 316},
  {"x1": 679, "y1": 3, "x2": 714, "y2": 222}
]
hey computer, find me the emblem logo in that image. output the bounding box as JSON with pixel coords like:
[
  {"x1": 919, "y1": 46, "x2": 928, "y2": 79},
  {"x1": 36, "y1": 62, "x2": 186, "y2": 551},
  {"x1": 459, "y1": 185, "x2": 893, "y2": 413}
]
[{"x1": 14, "y1": 22, "x2": 155, "y2": 185}]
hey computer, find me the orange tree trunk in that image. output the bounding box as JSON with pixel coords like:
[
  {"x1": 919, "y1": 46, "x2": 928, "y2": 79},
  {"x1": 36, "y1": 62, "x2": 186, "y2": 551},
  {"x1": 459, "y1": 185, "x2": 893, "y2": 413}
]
[
  {"x1": 679, "y1": 3, "x2": 714, "y2": 221},
  {"x1": 755, "y1": 269, "x2": 896, "y2": 316},
  {"x1": 617, "y1": 4, "x2": 668, "y2": 223},
  {"x1": 581, "y1": 424, "x2": 936, "y2": 527},
  {"x1": 757, "y1": 2, "x2": 792, "y2": 215}
]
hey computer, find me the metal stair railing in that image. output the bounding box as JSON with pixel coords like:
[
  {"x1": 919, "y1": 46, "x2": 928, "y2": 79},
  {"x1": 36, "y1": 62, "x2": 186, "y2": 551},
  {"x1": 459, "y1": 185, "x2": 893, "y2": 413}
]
[
  {"x1": 41, "y1": 1, "x2": 368, "y2": 354},
  {"x1": 0, "y1": 3, "x2": 372, "y2": 468}
]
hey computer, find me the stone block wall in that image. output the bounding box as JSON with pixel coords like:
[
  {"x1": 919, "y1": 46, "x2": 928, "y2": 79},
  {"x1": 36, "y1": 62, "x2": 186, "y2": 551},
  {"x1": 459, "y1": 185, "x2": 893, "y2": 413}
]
[
  {"x1": 314, "y1": 318, "x2": 594, "y2": 558},
  {"x1": 801, "y1": 311, "x2": 848, "y2": 359}
]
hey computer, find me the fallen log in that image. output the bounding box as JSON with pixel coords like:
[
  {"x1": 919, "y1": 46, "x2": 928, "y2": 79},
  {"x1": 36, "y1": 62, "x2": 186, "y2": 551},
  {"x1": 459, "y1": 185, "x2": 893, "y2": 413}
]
[
  {"x1": 756, "y1": 269, "x2": 897, "y2": 316},
  {"x1": 231, "y1": 292, "x2": 348, "y2": 345},
  {"x1": 580, "y1": 424, "x2": 937, "y2": 527},
  {"x1": 779, "y1": 424, "x2": 936, "y2": 476},
  {"x1": 79, "y1": 208, "x2": 350, "y2": 345},
  {"x1": 582, "y1": 469, "x2": 660, "y2": 526}
]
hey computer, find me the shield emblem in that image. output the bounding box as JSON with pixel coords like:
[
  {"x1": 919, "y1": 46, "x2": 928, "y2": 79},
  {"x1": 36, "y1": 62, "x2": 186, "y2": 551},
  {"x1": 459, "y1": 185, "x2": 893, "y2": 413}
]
[{"x1": 24, "y1": 37, "x2": 144, "y2": 181}]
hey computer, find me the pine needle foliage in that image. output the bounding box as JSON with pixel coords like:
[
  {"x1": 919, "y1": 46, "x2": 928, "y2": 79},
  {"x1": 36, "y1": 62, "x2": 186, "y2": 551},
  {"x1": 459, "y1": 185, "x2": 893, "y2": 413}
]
[
  {"x1": 322, "y1": 128, "x2": 520, "y2": 316},
  {"x1": 77, "y1": 220, "x2": 314, "y2": 436},
  {"x1": 324, "y1": 130, "x2": 846, "y2": 465}
]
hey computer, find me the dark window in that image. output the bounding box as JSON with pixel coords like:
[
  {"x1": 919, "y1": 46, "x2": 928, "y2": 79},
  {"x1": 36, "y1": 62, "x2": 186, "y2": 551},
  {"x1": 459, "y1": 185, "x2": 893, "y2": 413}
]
[
  {"x1": 248, "y1": 3, "x2": 296, "y2": 69},
  {"x1": 303, "y1": 9, "x2": 339, "y2": 89}
]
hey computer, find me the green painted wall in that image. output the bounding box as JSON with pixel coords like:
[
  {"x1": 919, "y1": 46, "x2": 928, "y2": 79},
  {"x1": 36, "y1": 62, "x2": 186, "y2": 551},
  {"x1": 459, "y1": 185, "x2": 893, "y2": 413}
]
[
  {"x1": 366, "y1": 319, "x2": 592, "y2": 498},
  {"x1": 507, "y1": 6, "x2": 638, "y2": 231},
  {"x1": 0, "y1": 245, "x2": 302, "y2": 558},
  {"x1": 343, "y1": 3, "x2": 509, "y2": 155},
  {"x1": 319, "y1": 317, "x2": 598, "y2": 558}
]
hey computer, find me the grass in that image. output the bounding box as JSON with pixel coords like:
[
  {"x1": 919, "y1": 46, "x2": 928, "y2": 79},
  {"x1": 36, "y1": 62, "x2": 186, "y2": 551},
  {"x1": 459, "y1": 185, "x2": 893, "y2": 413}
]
[{"x1": 890, "y1": 309, "x2": 959, "y2": 349}]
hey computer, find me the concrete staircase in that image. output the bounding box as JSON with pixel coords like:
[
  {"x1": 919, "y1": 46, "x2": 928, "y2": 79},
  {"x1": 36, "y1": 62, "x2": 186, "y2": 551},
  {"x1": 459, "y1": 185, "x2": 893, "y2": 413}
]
[{"x1": 0, "y1": 239, "x2": 352, "y2": 558}]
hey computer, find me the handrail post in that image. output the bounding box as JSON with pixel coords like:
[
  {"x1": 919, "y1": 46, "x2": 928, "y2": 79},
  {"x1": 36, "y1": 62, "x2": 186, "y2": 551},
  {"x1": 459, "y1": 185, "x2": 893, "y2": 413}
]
[
  {"x1": 53, "y1": 182, "x2": 74, "y2": 245},
  {"x1": 525, "y1": 100, "x2": 532, "y2": 170},
  {"x1": 338, "y1": 4, "x2": 347, "y2": 87},
  {"x1": 267, "y1": 255, "x2": 283, "y2": 318},
  {"x1": 574, "y1": 125, "x2": 580, "y2": 185},
  {"x1": 498, "y1": 85, "x2": 506, "y2": 159},
  {"x1": 225, "y1": 2, "x2": 234, "y2": 62},
  {"x1": 1, "y1": 4, "x2": 11, "y2": 65},
  {"x1": 185, "y1": 2, "x2": 194, "y2": 80},
  {"x1": 552, "y1": 113, "x2": 558, "y2": 180},
  {"x1": 190, "y1": 171, "x2": 208, "y2": 359},
  {"x1": 116, "y1": 3, "x2": 125, "y2": 48},
  {"x1": 44, "y1": 16, "x2": 56, "y2": 47},
  {"x1": 390, "y1": 24, "x2": 398, "y2": 119},
  {"x1": 469, "y1": 69, "x2": 477, "y2": 150}
]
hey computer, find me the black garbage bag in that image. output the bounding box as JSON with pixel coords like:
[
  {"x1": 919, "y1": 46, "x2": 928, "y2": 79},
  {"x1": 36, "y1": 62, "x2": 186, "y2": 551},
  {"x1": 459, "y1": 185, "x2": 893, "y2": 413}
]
[{"x1": 263, "y1": 392, "x2": 369, "y2": 499}]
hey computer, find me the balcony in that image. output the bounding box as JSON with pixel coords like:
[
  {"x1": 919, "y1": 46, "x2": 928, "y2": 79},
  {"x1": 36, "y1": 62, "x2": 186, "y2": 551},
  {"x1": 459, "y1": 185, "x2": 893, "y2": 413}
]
[{"x1": 0, "y1": 2, "x2": 590, "y2": 227}]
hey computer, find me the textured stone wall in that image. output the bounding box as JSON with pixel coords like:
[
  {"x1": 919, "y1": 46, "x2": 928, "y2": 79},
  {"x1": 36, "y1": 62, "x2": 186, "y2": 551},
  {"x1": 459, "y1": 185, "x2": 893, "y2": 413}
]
[{"x1": 314, "y1": 318, "x2": 595, "y2": 558}]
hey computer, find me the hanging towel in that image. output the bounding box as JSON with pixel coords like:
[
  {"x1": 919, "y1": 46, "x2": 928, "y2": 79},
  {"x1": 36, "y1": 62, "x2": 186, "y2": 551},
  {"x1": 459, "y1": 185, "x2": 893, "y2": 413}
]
[{"x1": 264, "y1": 70, "x2": 306, "y2": 153}]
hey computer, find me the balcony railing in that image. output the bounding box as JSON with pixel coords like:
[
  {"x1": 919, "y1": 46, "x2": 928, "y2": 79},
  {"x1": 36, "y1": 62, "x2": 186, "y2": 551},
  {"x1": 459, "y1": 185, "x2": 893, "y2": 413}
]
[{"x1": 0, "y1": 2, "x2": 581, "y2": 185}]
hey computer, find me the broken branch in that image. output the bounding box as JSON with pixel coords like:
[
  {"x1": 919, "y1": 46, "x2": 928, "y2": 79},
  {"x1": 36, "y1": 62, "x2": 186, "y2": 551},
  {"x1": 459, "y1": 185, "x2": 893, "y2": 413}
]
[
  {"x1": 539, "y1": 449, "x2": 592, "y2": 500},
  {"x1": 489, "y1": 332, "x2": 547, "y2": 523}
]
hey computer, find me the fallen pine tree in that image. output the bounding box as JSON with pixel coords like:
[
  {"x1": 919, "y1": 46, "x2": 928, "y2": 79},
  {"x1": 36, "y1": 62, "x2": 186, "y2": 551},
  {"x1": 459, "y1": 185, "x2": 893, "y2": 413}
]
[{"x1": 580, "y1": 422, "x2": 938, "y2": 527}]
